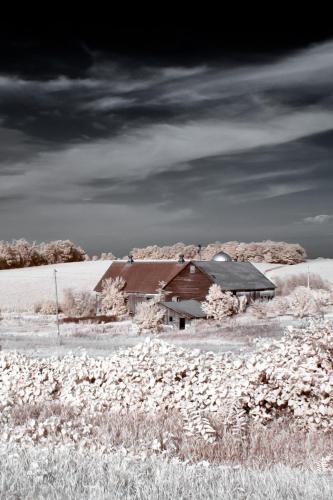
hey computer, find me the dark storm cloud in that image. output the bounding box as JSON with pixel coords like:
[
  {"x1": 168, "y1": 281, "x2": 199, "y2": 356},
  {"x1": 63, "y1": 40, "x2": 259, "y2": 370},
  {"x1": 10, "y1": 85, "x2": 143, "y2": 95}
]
[{"x1": 0, "y1": 38, "x2": 333, "y2": 256}]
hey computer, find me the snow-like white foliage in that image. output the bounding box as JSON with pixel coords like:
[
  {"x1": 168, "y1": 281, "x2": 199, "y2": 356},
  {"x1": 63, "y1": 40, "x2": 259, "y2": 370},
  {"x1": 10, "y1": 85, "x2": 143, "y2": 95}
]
[
  {"x1": 130, "y1": 240, "x2": 306, "y2": 264},
  {"x1": 201, "y1": 285, "x2": 239, "y2": 320},
  {"x1": 251, "y1": 287, "x2": 332, "y2": 319},
  {"x1": 0, "y1": 239, "x2": 86, "y2": 270},
  {"x1": 0, "y1": 320, "x2": 332, "y2": 450},
  {"x1": 288, "y1": 286, "x2": 320, "y2": 318},
  {"x1": 134, "y1": 299, "x2": 165, "y2": 333},
  {"x1": 61, "y1": 289, "x2": 96, "y2": 317},
  {"x1": 100, "y1": 277, "x2": 128, "y2": 317},
  {"x1": 34, "y1": 301, "x2": 58, "y2": 315},
  {"x1": 92, "y1": 252, "x2": 117, "y2": 261}
]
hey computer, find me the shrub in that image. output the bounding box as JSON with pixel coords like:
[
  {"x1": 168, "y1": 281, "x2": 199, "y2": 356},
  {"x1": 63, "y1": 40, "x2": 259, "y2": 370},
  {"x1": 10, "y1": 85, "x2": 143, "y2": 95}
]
[
  {"x1": 249, "y1": 300, "x2": 269, "y2": 319},
  {"x1": 134, "y1": 299, "x2": 165, "y2": 333},
  {"x1": 287, "y1": 286, "x2": 320, "y2": 318},
  {"x1": 35, "y1": 301, "x2": 58, "y2": 315},
  {"x1": 274, "y1": 273, "x2": 331, "y2": 296},
  {"x1": 100, "y1": 277, "x2": 128, "y2": 318},
  {"x1": 62, "y1": 289, "x2": 97, "y2": 317},
  {"x1": 201, "y1": 285, "x2": 239, "y2": 320}
]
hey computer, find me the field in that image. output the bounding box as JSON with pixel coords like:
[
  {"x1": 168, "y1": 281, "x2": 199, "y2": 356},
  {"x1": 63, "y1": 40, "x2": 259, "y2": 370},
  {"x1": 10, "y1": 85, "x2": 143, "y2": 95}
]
[
  {"x1": 1, "y1": 257, "x2": 333, "y2": 312},
  {"x1": 0, "y1": 259, "x2": 333, "y2": 499}
]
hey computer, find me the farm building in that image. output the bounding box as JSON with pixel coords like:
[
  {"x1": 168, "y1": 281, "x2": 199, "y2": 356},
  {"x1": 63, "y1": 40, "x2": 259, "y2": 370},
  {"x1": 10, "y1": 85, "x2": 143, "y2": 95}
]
[
  {"x1": 159, "y1": 299, "x2": 206, "y2": 329},
  {"x1": 94, "y1": 254, "x2": 275, "y2": 318}
]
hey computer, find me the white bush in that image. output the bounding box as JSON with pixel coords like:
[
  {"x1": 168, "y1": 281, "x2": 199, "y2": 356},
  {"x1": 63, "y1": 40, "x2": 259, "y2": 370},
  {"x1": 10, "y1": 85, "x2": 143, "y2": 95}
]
[
  {"x1": 202, "y1": 285, "x2": 239, "y2": 320},
  {"x1": 35, "y1": 301, "x2": 58, "y2": 315},
  {"x1": 134, "y1": 299, "x2": 165, "y2": 333},
  {"x1": 100, "y1": 277, "x2": 128, "y2": 318},
  {"x1": 62, "y1": 289, "x2": 96, "y2": 317}
]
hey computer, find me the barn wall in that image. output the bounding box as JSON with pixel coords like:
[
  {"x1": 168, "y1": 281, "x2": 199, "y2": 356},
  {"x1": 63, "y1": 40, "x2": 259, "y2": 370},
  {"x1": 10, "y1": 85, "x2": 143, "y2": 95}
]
[
  {"x1": 164, "y1": 265, "x2": 212, "y2": 302},
  {"x1": 127, "y1": 293, "x2": 157, "y2": 314}
]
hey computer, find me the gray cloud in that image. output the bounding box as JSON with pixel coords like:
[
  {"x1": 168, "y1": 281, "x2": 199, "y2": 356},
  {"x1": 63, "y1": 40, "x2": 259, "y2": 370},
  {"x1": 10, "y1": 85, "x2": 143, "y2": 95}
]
[
  {"x1": 0, "y1": 40, "x2": 333, "y2": 256},
  {"x1": 303, "y1": 214, "x2": 333, "y2": 224}
]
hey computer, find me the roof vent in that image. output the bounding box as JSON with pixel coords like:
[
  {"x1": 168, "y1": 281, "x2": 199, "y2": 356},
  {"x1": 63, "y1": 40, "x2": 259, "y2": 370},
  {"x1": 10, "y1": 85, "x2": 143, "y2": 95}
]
[
  {"x1": 178, "y1": 254, "x2": 185, "y2": 264},
  {"x1": 127, "y1": 254, "x2": 134, "y2": 263}
]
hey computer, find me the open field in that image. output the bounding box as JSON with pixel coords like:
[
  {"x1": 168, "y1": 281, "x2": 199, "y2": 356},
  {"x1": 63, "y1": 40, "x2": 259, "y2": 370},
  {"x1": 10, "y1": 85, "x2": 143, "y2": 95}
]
[
  {"x1": 253, "y1": 258, "x2": 333, "y2": 286},
  {"x1": 1, "y1": 258, "x2": 333, "y2": 312},
  {"x1": 0, "y1": 260, "x2": 112, "y2": 311},
  {"x1": 0, "y1": 312, "x2": 290, "y2": 357}
]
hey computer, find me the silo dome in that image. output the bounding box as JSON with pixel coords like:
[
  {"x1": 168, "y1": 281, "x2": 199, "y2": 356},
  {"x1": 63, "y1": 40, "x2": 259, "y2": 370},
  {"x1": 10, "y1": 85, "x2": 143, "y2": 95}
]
[{"x1": 212, "y1": 251, "x2": 232, "y2": 262}]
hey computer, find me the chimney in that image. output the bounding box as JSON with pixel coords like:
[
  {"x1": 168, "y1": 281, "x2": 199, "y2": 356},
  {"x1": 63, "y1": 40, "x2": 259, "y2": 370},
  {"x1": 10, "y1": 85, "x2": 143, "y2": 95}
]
[
  {"x1": 197, "y1": 244, "x2": 202, "y2": 261},
  {"x1": 178, "y1": 254, "x2": 185, "y2": 264},
  {"x1": 127, "y1": 254, "x2": 134, "y2": 263}
]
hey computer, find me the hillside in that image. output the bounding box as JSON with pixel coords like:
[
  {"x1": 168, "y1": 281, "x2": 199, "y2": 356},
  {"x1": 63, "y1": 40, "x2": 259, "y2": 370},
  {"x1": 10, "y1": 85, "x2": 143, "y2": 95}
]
[
  {"x1": 253, "y1": 258, "x2": 333, "y2": 286},
  {"x1": 1, "y1": 258, "x2": 332, "y2": 312},
  {"x1": 0, "y1": 260, "x2": 112, "y2": 311}
]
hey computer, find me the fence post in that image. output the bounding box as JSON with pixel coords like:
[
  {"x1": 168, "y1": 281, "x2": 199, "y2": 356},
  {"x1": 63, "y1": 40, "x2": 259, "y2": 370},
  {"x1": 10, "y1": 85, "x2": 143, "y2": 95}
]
[{"x1": 53, "y1": 269, "x2": 61, "y2": 345}]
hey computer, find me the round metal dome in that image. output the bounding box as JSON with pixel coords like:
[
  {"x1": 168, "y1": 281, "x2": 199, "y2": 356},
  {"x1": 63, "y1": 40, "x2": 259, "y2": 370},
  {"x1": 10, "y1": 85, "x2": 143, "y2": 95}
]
[{"x1": 212, "y1": 251, "x2": 232, "y2": 262}]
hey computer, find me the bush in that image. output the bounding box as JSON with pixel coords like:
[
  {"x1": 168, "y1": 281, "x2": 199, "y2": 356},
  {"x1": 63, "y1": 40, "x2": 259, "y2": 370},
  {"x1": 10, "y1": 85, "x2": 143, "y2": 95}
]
[
  {"x1": 251, "y1": 287, "x2": 332, "y2": 319},
  {"x1": 35, "y1": 301, "x2": 58, "y2": 315},
  {"x1": 62, "y1": 289, "x2": 97, "y2": 317},
  {"x1": 134, "y1": 299, "x2": 165, "y2": 333},
  {"x1": 274, "y1": 273, "x2": 331, "y2": 296},
  {"x1": 201, "y1": 285, "x2": 239, "y2": 320},
  {"x1": 100, "y1": 277, "x2": 128, "y2": 318}
]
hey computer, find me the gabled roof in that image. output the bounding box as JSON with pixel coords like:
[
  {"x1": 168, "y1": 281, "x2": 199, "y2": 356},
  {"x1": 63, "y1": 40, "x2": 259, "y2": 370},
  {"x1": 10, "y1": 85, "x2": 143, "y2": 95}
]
[
  {"x1": 160, "y1": 299, "x2": 206, "y2": 318},
  {"x1": 192, "y1": 261, "x2": 275, "y2": 291},
  {"x1": 94, "y1": 261, "x2": 188, "y2": 294}
]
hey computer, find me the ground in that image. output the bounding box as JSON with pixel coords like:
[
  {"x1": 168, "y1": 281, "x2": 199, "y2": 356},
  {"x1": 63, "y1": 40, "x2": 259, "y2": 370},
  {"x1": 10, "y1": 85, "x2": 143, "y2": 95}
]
[
  {"x1": 0, "y1": 312, "x2": 292, "y2": 357},
  {"x1": 1, "y1": 259, "x2": 332, "y2": 499}
]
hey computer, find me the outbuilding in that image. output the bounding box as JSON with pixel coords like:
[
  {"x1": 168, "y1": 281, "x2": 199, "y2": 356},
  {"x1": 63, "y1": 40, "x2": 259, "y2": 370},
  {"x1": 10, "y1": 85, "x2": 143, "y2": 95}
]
[{"x1": 159, "y1": 299, "x2": 206, "y2": 329}]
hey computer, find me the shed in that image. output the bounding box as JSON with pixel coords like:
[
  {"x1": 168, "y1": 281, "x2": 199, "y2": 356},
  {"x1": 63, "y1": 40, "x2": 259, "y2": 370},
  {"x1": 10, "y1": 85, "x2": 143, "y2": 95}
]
[{"x1": 160, "y1": 299, "x2": 206, "y2": 329}]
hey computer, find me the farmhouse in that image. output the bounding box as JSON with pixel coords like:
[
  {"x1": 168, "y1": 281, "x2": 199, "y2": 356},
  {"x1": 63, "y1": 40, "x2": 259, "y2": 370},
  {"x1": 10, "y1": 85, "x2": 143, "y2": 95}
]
[{"x1": 94, "y1": 253, "x2": 275, "y2": 327}]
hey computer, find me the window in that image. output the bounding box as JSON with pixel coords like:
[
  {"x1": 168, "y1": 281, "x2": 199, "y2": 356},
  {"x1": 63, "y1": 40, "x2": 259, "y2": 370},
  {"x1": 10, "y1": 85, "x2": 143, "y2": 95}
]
[
  {"x1": 190, "y1": 265, "x2": 196, "y2": 274},
  {"x1": 169, "y1": 316, "x2": 173, "y2": 322}
]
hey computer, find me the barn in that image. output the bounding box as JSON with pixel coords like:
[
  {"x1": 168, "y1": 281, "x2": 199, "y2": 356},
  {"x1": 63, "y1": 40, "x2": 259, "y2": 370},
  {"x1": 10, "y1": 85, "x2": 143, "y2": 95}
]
[{"x1": 94, "y1": 253, "x2": 275, "y2": 319}]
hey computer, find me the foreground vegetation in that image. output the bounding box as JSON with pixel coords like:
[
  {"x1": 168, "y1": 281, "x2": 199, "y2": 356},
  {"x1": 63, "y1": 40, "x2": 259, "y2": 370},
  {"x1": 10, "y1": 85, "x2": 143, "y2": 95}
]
[{"x1": 0, "y1": 445, "x2": 332, "y2": 500}]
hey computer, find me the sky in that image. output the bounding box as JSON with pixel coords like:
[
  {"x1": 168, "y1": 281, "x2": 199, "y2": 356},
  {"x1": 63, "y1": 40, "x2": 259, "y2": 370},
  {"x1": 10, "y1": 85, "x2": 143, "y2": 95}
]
[{"x1": 0, "y1": 24, "x2": 333, "y2": 257}]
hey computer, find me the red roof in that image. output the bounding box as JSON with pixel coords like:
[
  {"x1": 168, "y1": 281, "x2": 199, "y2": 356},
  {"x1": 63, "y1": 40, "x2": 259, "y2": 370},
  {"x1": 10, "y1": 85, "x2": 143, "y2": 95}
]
[{"x1": 94, "y1": 261, "x2": 188, "y2": 294}]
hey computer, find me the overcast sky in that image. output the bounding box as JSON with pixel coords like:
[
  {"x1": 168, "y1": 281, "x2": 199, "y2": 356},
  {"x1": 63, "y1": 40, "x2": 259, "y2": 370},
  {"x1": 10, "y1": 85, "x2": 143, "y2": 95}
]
[{"x1": 0, "y1": 26, "x2": 333, "y2": 257}]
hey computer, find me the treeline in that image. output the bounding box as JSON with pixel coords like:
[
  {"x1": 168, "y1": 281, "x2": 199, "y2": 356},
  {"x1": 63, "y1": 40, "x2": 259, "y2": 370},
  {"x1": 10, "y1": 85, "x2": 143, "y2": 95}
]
[
  {"x1": 0, "y1": 239, "x2": 86, "y2": 270},
  {"x1": 129, "y1": 241, "x2": 306, "y2": 264}
]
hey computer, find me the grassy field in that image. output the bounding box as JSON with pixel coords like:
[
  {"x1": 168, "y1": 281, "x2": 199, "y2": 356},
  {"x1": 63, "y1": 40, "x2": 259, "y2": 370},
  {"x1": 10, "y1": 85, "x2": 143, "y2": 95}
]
[
  {"x1": 0, "y1": 445, "x2": 332, "y2": 500},
  {"x1": 0, "y1": 312, "x2": 287, "y2": 357}
]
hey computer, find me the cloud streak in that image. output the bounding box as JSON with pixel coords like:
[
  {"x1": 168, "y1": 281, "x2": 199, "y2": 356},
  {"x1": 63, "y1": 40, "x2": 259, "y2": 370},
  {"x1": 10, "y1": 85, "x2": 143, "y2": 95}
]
[{"x1": 0, "y1": 39, "x2": 333, "y2": 255}]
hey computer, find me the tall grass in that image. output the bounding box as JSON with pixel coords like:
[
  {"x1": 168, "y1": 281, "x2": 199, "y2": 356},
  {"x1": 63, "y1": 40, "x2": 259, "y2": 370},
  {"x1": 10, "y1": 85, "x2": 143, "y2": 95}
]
[
  {"x1": 0, "y1": 445, "x2": 331, "y2": 500},
  {"x1": 6, "y1": 404, "x2": 333, "y2": 468}
]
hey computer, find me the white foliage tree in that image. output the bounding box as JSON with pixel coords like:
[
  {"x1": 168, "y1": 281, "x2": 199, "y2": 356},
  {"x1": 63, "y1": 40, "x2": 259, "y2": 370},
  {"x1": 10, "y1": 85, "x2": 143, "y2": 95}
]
[
  {"x1": 202, "y1": 284, "x2": 239, "y2": 320},
  {"x1": 134, "y1": 281, "x2": 167, "y2": 333},
  {"x1": 287, "y1": 286, "x2": 318, "y2": 318},
  {"x1": 134, "y1": 300, "x2": 165, "y2": 333},
  {"x1": 62, "y1": 289, "x2": 97, "y2": 317},
  {"x1": 100, "y1": 277, "x2": 128, "y2": 318}
]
